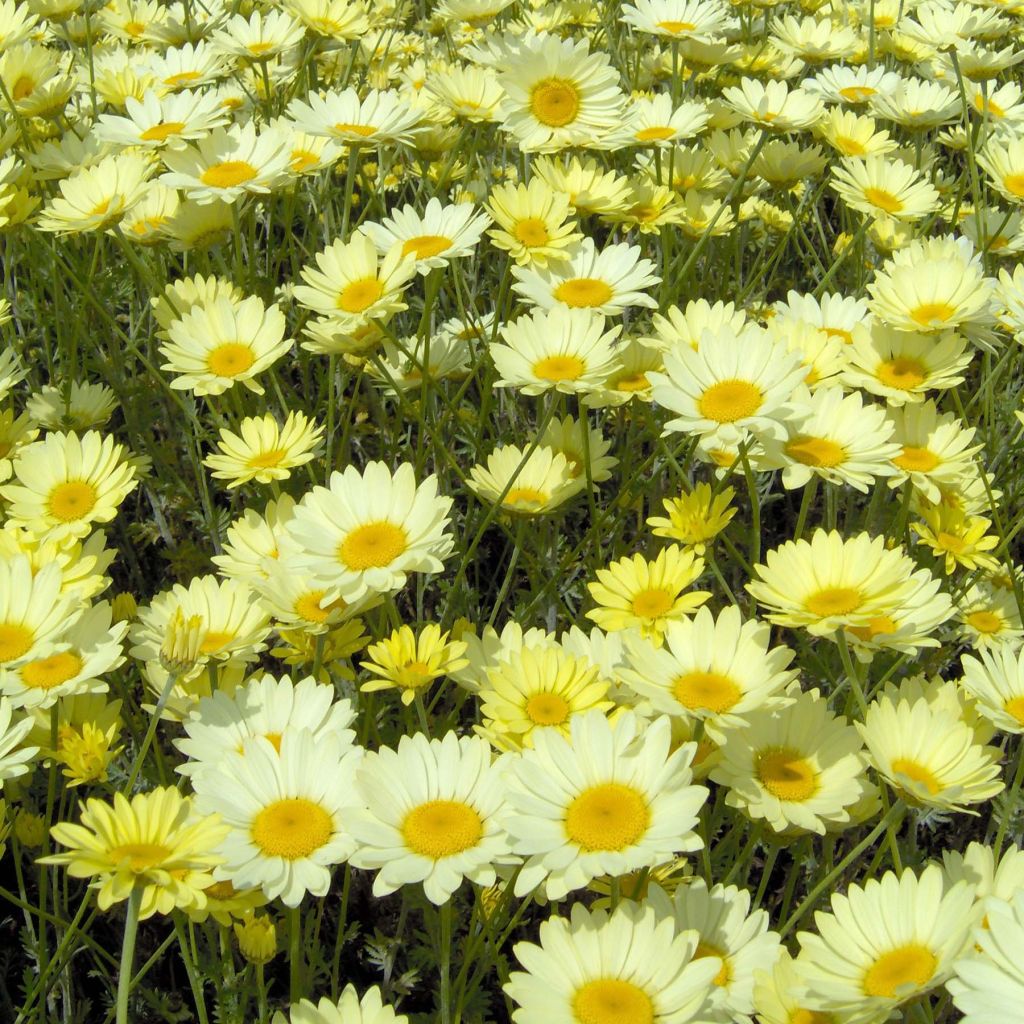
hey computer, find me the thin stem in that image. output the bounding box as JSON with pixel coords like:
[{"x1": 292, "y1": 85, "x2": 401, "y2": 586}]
[
  {"x1": 115, "y1": 887, "x2": 142, "y2": 1024},
  {"x1": 439, "y1": 898, "x2": 453, "y2": 1024},
  {"x1": 289, "y1": 905, "x2": 303, "y2": 1004},
  {"x1": 124, "y1": 671, "x2": 178, "y2": 792}
]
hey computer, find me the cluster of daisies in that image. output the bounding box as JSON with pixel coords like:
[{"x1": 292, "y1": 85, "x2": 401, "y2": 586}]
[{"x1": 4, "y1": 0, "x2": 1024, "y2": 1019}]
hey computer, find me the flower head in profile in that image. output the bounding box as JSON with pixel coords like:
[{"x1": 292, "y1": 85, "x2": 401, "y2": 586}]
[
  {"x1": 204, "y1": 412, "x2": 324, "y2": 488},
  {"x1": 360, "y1": 624, "x2": 468, "y2": 705},
  {"x1": 648, "y1": 483, "x2": 737, "y2": 554}
]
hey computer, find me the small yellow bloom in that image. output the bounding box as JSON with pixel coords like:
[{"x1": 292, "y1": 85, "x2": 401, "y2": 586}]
[
  {"x1": 361, "y1": 624, "x2": 468, "y2": 705},
  {"x1": 912, "y1": 507, "x2": 1001, "y2": 576},
  {"x1": 234, "y1": 911, "x2": 277, "y2": 965},
  {"x1": 647, "y1": 483, "x2": 737, "y2": 554},
  {"x1": 55, "y1": 720, "x2": 122, "y2": 787}
]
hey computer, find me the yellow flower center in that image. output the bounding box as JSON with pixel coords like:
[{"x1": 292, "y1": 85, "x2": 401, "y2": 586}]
[
  {"x1": 108, "y1": 842, "x2": 171, "y2": 872},
  {"x1": 251, "y1": 797, "x2": 333, "y2": 859},
  {"x1": 337, "y1": 278, "x2": 384, "y2": 314},
  {"x1": 401, "y1": 799, "x2": 483, "y2": 859},
  {"x1": 893, "y1": 446, "x2": 940, "y2": 472},
  {"x1": 505, "y1": 486, "x2": 550, "y2": 509},
  {"x1": 123, "y1": 19, "x2": 145, "y2": 35},
  {"x1": 47, "y1": 480, "x2": 98, "y2": 522},
  {"x1": 848, "y1": 614, "x2": 898, "y2": 641},
  {"x1": 530, "y1": 77, "x2": 580, "y2": 127},
  {"x1": 532, "y1": 354, "x2": 586, "y2": 381},
  {"x1": 294, "y1": 590, "x2": 331, "y2": 623},
  {"x1": 790, "y1": 1011, "x2": 834, "y2": 1024},
  {"x1": 756, "y1": 747, "x2": 819, "y2": 801},
  {"x1": 630, "y1": 587, "x2": 675, "y2": 618},
  {"x1": 12, "y1": 75, "x2": 34, "y2": 101},
  {"x1": 249, "y1": 448, "x2": 289, "y2": 469},
  {"x1": 291, "y1": 149, "x2": 319, "y2": 172},
  {"x1": 862, "y1": 187, "x2": 903, "y2": 214},
  {"x1": 339, "y1": 521, "x2": 408, "y2": 570},
  {"x1": 672, "y1": 671, "x2": 741, "y2": 714},
  {"x1": 199, "y1": 629, "x2": 235, "y2": 654},
  {"x1": 525, "y1": 692, "x2": 571, "y2": 725},
  {"x1": 572, "y1": 978, "x2": 654, "y2": 1024},
  {"x1": 805, "y1": 586, "x2": 863, "y2": 617},
  {"x1": 164, "y1": 71, "x2": 202, "y2": 87},
  {"x1": 207, "y1": 342, "x2": 255, "y2": 377},
  {"x1": 877, "y1": 356, "x2": 926, "y2": 390},
  {"x1": 553, "y1": 278, "x2": 614, "y2": 308},
  {"x1": 1004, "y1": 697, "x2": 1024, "y2": 725},
  {"x1": 823, "y1": 326, "x2": 853, "y2": 343},
  {"x1": 401, "y1": 234, "x2": 452, "y2": 259},
  {"x1": 564, "y1": 782, "x2": 650, "y2": 851},
  {"x1": 1003, "y1": 173, "x2": 1024, "y2": 197},
  {"x1": 201, "y1": 160, "x2": 259, "y2": 188},
  {"x1": 694, "y1": 941, "x2": 731, "y2": 987},
  {"x1": 966, "y1": 609, "x2": 1002, "y2": 634},
  {"x1": 839, "y1": 85, "x2": 876, "y2": 102},
  {"x1": 836, "y1": 136, "x2": 867, "y2": 157},
  {"x1": 891, "y1": 757, "x2": 942, "y2": 795},
  {"x1": 141, "y1": 121, "x2": 186, "y2": 142},
  {"x1": 785, "y1": 436, "x2": 846, "y2": 468},
  {"x1": 909, "y1": 302, "x2": 956, "y2": 327},
  {"x1": 613, "y1": 371, "x2": 650, "y2": 393},
  {"x1": 698, "y1": 380, "x2": 763, "y2": 423},
  {"x1": 20, "y1": 651, "x2": 84, "y2": 690},
  {"x1": 333, "y1": 122, "x2": 377, "y2": 137},
  {"x1": 862, "y1": 944, "x2": 937, "y2": 998},
  {"x1": 656, "y1": 19, "x2": 696, "y2": 32},
  {"x1": 513, "y1": 217, "x2": 550, "y2": 247},
  {"x1": 0, "y1": 623, "x2": 34, "y2": 663},
  {"x1": 636, "y1": 125, "x2": 676, "y2": 141}
]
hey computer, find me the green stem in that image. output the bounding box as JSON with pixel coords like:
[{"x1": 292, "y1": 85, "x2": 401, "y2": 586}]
[
  {"x1": 289, "y1": 905, "x2": 303, "y2": 1003},
  {"x1": 174, "y1": 917, "x2": 210, "y2": 1024},
  {"x1": 439, "y1": 899, "x2": 453, "y2": 1024},
  {"x1": 115, "y1": 887, "x2": 142, "y2": 1024},
  {"x1": 124, "y1": 671, "x2": 178, "y2": 793}
]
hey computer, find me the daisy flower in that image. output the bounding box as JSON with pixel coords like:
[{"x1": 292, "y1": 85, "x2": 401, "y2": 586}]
[
  {"x1": 912, "y1": 507, "x2": 1000, "y2": 575},
  {"x1": 283, "y1": 461, "x2": 454, "y2": 603},
  {"x1": 0, "y1": 697, "x2": 37, "y2": 783},
  {"x1": 755, "y1": 387, "x2": 900, "y2": 492},
  {"x1": 25, "y1": 383, "x2": 114, "y2": 432},
  {"x1": 210, "y1": 9, "x2": 305, "y2": 62},
  {"x1": 605, "y1": 94, "x2": 710, "y2": 148},
  {"x1": 213, "y1": 495, "x2": 294, "y2": 584},
  {"x1": 250, "y1": 562, "x2": 376, "y2": 635},
  {"x1": 869, "y1": 78, "x2": 960, "y2": 129},
  {"x1": 283, "y1": 0, "x2": 368, "y2": 39},
  {"x1": 805, "y1": 64, "x2": 903, "y2": 106},
  {"x1": 511, "y1": 238, "x2": 660, "y2": 314},
  {"x1": 712, "y1": 687, "x2": 874, "y2": 835},
  {"x1": 505, "y1": 900, "x2": 720, "y2": 1024},
  {"x1": 425, "y1": 64, "x2": 505, "y2": 123},
  {"x1": 950, "y1": 891, "x2": 1024, "y2": 1024},
  {"x1": 36, "y1": 152, "x2": 153, "y2": 234},
  {"x1": 645, "y1": 299, "x2": 750, "y2": 353},
  {"x1": 129, "y1": 576, "x2": 272, "y2": 674},
  {"x1": 942, "y1": 841, "x2": 1024, "y2": 919},
  {"x1": 504, "y1": 711, "x2": 708, "y2": 899},
  {"x1": 885, "y1": 401, "x2": 983, "y2": 504},
  {"x1": 476, "y1": 644, "x2": 614, "y2": 751},
  {"x1": 203, "y1": 412, "x2": 324, "y2": 488},
  {"x1": 771, "y1": 13, "x2": 859, "y2": 63},
  {"x1": 272, "y1": 987, "x2": 408, "y2": 1024},
  {"x1": 648, "y1": 878, "x2": 782, "y2": 1022},
  {"x1": 961, "y1": 643, "x2": 1024, "y2": 734},
  {"x1": 977, "y1": 135, "x2": 1024, "y2": 205},
  {"x1": 831, "y1": 156, "x2": 940, "y2": 221},
  {"x1": 647, "y1": 483, "x2": 737, "y2": 554},
  {"x1": 467, "y1": 444, "x2": 586, "y2": 516},
  {"x1": 586, "y1": 545, "x2": 711, "y2": 643},
  {"x1": 175, "y1": 673, "x2": 357, "y2": 779},
  {"x1": 0, "y1": 603, "x2": 126, "y2": 711},
  {"x1": 620, "y1": 0, "x2": 732, "y2": 40},
  {"x1": 94, "y1": 88, "x2": 229, "y2": 150},
  {"x1": 146, "y1": 41, "x2": 229, "y2": 92},
  {"x1": 192, "y1": 729, "x2": 362, "y2": 907},
  {"x1": 490, "y1": 305, "x2": 620, "y2": 396},
  {"x1": 368, "y1": 332, "x2": 471, "y2": 393},
  {"x1": 649, "y1": 325, "x2": 807, "y2": 447},
  {"x1": 286, "y1": 87, "x2": 424, "y2": 148},
  {"x1": 293, "y1": 232, "x2": 416, "y2": 325},
  {"x1": 0, "y1": 410, "x2": 37, "y2": 482},
  {"x1": 747, "y1": 529, "x2": 952, "y2": 639},
  {"x1": 620, "y1": 605, "x2": 797, "y2": 734},
  {"x1": 844, "y1": 326, "x2": 971, "y2": 405},
  {"x1": 795, "y1": 865, "x2": 975, "y2": 1016},
  {"x1": 772, "y1": 289, "x2": 872, "y2": 347},
  {"x1": 583, "y1": 338, "x2": 663, "y2": 408},
  {"x1": 722, "y1": 78, "x2": 825, "y2": 132},
  {"x1": 538, "y1": 415, "x2": 618, "y2": 484},
  {"x1": 867, "y1": 243, "x2": 996, "y2": 338},
  {"x1": 348, "y1": 731, "x2": 509, "y2": 905},
  {"x1": 361, "y1": 197, "x2": 490, "y2": 274},
  {"x1": 1, "y1": 431, "x2": 138, "y2": 541},
  {"x1": 160, "y1": 123, "x2": 292, "y2": 204},
  {"x1": 857, "y1": 695, "x2": 1003, "y2": 812},
  {"x1": 42, "y1": 788, "x2": 228, "y2": 920},
  {"x1": 485, "y1": 177, "x2": 583, "y2": 267},
  {"x1": 815, "y1": 109, "x2": 897, "y2": 159},
  {"x1": 152, "y1": 273, "x2": 245, "y2": 337},
  {"x1": 531, "y1": 154, "x2": 633, "y2": 216},
  {"x1": 360, "y1": 623, "x2": 467, "y2": 706},
  {"x1": 495, "y1": 34, "x2": 624, "y2": 152},
  {"x1": 159, "y1": 295, "x2": 292, "y2": 397},
  {"x1": 957, "y1": 583, "x2": 1024, "y2": 649}
]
